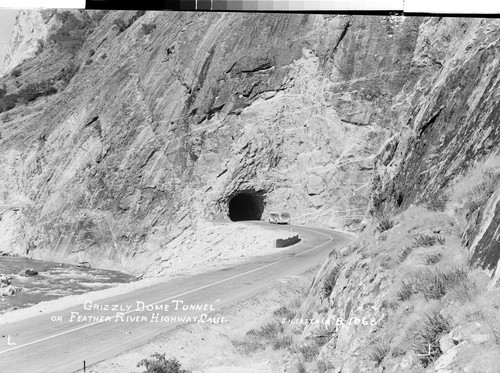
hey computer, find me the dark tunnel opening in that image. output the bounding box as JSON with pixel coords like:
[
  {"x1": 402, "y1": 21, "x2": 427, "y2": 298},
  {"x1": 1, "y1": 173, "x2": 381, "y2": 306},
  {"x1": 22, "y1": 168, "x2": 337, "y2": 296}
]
[{"x1": 228, "y1": 191, "x2": 265, "y2": 221}]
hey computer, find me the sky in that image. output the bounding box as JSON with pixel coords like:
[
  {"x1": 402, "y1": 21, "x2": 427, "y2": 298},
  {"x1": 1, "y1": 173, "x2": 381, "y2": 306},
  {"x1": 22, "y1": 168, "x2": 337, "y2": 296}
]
[{"x1": 0, "y1": 9, "x2": 18, "y2": 72}]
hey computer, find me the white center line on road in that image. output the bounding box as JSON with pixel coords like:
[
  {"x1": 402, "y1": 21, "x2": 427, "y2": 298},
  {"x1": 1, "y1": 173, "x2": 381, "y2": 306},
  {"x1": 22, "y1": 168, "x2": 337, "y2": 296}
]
[{"x1": 0, "y1": 227, "x2": 342, "y2": 355}]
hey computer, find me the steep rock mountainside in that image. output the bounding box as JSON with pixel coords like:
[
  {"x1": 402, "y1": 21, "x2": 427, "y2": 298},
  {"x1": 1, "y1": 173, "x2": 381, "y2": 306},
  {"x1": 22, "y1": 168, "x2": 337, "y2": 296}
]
[
  {"x1": 371, "y1": 17, "x2": 500, "y2": 280},
  {"x1": 299, "y1": 18, "x2": 500, "y2": 373},
  {"x1": 0, "y1": 11, "x2": 425, "y2": 272},
  {"x1": 374, "y1": 20, "x2": 500, "y2": 280}
]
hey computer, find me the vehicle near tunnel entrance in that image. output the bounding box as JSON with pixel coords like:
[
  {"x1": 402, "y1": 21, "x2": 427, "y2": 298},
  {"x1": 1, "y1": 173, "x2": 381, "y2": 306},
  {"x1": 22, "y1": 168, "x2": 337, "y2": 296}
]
[{"x1": 269, "y1": 212, "x2": 290, "y2": 224}]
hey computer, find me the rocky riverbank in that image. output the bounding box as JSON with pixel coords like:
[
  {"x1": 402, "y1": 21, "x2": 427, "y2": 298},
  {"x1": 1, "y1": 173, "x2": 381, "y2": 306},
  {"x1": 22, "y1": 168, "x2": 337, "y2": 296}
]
[
  {"x1": 0, "y1": 256, "x2": 136, "y2": 314},
  {"x1": 0, "y1": 274, "x2": 21, "y2": 297}
]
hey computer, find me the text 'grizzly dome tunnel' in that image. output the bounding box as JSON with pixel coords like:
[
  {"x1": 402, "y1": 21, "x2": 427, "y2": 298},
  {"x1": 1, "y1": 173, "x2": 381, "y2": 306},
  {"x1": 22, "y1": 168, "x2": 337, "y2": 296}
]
[{"x1": 228, "y1": 191, "x2": 265, "y2": 221}]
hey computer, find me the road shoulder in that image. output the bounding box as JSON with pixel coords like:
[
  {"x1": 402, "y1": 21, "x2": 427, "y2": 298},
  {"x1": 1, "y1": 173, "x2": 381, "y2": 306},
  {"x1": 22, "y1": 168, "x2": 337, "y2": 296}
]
[{"x1": 87, "y1": 268, "x2": 320, "y2": 373}]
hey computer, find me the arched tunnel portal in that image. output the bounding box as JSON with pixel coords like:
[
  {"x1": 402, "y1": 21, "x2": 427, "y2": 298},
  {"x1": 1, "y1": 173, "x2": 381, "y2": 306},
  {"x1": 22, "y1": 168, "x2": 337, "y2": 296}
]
[{"x1": 228, "y1": 191, "x2": 265, "y2": 221}]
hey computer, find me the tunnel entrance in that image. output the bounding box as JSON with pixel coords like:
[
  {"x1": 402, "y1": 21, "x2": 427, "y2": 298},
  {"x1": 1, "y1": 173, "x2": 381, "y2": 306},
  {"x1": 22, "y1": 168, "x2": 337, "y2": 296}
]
[{"x1": 228, "y1": 191, "x2": 265, "y2": 221}]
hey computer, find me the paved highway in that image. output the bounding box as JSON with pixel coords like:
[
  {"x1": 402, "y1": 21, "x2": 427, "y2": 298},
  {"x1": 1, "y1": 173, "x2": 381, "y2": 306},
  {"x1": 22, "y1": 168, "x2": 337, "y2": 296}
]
[{"x1": 0, "y1": 223, "x2": 352, "y2": 373}]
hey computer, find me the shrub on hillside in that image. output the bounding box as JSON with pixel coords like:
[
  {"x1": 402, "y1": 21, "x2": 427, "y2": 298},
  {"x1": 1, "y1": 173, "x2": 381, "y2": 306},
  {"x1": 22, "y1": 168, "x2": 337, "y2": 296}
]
[
  {"x1": 274, "y1": 305, "x2": 296, "y2": 320},
  {"x1": 247, "y1": 321, "x2": 285, "y2": 340},
  {"x1": 17, "y1": 81, "x2": 57, "y2": 103},
  {"x1": 322, "y1": 265, "x2": 341, "y2": 300},
  {"x1": 11, "y1": 69, "x2": 21, "y2": 78},
  {"x1": 0, "y1": 94, "x2": 18, "y2": 114},
  {"x1": 55, "y1": 63, "x2": 78, "y2": 85},
  {"x1": 0, "y1": 76, "x2": 65, "y2": 114},
  {"x1": 45, "y1": 11, "x2": 104, "y2": 55},
  {"x1": 113, "y1": 11, "x2": 146, "y2": 33},
  {"x1": 399, "y1": 246, "x2": 414, "y2": 262},
  {"x1": 232, "y1": 321, "x2": 288, "y2": 353},
  {"x1": 298, "y1": 341, "x2": 321, "y2": 362},
  {"x1": 416, "y1": 268, "x2": 468, "y2": 300},
  {"x1": 426, "y1": 192, "x2": 449, "y2": 212},
  {"x1": 397, "y1": 268, "x2": 469, "y2": 301},
  {"x1": 464, "y1": 170, "x2": 500, "y2": 216},
  {"x1": 399, "y1": 235, "x2": 445, "y2": 263},
  {"x1": 375, "y1": 211, "x2": 394, "y2": 232},
  {"x1": 35, "y1": 39, "x2": 45, "y2": 55},
  {"x1": 272, "y1": 335, "x2": 293, "y2": 350},
  {"x1": 296, "y1": 360, "x2": 307, "y2": 373},
  {"x1": 141, "y1": 23, "x2": 157, "y2": 35},
  {"x1": 397, "y1": 280, "x2": 413, "y2": 301},
  {"x1": 411, "y1": 313, "x2": 450, "y2": 367},
  {"x1": 425, "y1": 253, "x2": 443, "y2": 265},
  {"x1": 413, "y1": 234, "x2": 445, "y2": 248},
  {"x1": 317, "y1": 359, "x2": 336, "y2": 373},
  {"x1": 112, "y1": 18, "x2": 128, "y2": 32},
  {"x1": 136, "y1": 353, "x2": 190, "y2": 373},
  {"x1": 446, "y1": 276, "x2": 480, "y2": 304},
  {"x1": 369, "y1": 341, "x2": 390, "y2": 366}
]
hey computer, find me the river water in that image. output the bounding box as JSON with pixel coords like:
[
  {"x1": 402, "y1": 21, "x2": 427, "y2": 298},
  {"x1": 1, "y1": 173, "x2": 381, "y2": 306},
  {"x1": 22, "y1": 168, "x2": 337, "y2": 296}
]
[{"x1": 0, "y1": 256, "x2": 136, "y2": 314}]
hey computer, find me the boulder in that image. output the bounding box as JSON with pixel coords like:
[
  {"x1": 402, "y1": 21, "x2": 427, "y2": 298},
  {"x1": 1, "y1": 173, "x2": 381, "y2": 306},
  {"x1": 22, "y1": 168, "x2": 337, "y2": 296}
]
[
  {"x1": 440, "y1": 333, "x2": 456, "y2": 353},
  {"x1": 0, "y1": 275, "x2": 12, "y2": 287},
  {"x1": 434, "y1": 346, "x2": 459, "y2": 372},
  {"x1": 18, "y1": 268, "x2": 39, "y2": 276},
  {"x1": 1, "y1": 285, "x2": 21, "y2": 296},
  {"x1": 450, "y1": 322, "x2": 495, "y2": 345}
]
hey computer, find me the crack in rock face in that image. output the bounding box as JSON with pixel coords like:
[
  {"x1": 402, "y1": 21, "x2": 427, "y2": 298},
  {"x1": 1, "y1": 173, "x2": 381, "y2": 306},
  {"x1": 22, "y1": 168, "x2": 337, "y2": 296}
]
[{"x1": 228, "y1": 191, "x2": 265, "y2": 221}]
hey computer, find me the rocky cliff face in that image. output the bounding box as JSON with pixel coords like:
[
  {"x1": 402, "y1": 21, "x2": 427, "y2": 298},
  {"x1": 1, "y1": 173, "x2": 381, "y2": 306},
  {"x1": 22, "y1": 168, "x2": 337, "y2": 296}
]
[
  {"x1": 298, "y1": 17, "x2": 500, "y2": 373},
  {"x1": 1, "y1": 11, "x2": 49, "y2": 74},
  {"x1": 0, "y1": 11, "x2": 424, "y2": 272},
  {"x1": 371, "y1": 17, "x2": 500, "y2": 279}
]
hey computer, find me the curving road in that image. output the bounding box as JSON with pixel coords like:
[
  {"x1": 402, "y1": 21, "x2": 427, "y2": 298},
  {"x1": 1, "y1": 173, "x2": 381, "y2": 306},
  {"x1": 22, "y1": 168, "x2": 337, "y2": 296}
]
[{"x1": 0, "y1": 223, "x2": 352, "y2": 373}]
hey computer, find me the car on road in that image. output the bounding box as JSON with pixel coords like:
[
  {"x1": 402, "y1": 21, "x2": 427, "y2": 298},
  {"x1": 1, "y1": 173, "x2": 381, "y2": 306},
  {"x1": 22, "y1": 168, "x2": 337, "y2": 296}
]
[{"x1": 269, "y1": 212, "x2": 290, "y2": 224}]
